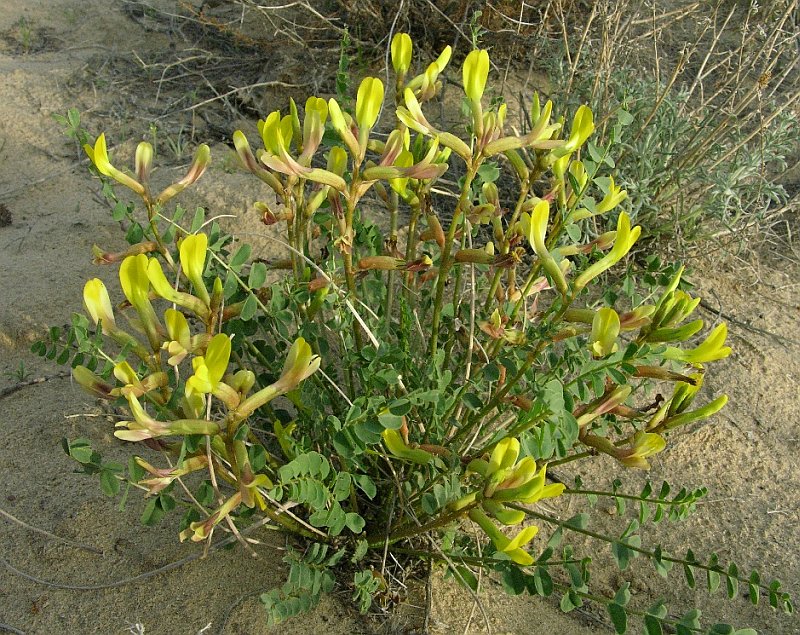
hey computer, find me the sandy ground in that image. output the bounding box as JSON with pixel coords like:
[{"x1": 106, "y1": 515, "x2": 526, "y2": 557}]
[{"x1": 0, "y1": 2, "x2": 797, "y2": 634}]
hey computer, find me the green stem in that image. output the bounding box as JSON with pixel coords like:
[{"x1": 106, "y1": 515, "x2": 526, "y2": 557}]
[
  {"x1": 403, "y1": 195, "x2": 423, "y2": 296},
  {"x1": 343, "y1": 190, "x2": 364, "y2": 351},
  {"x1": 388, "y1": 545, "x2": 584, "y2": 569},
  {"x1": 429, "y1": 162, "x2": 480, "y2": 356},
  {"x1": 562, "y1": 488, "x2": 702, "y2": 506},
  {"x1": 145, "y1": 201, "x2": 173, "y2": 266},
  {"x1": 511, "y1": 505, "x2": 778, "y2": 594},
  {"x1": 551, "y1": 581, "x2": 708, "y2": 634},
  {"x1": 380, "y1": 505, "x2": 473, "y2": 547},
  {"x1": 547, "y1": 451, "x2": 592, "y2": 468},
  {"x1": 385, "y1": 190, "x2": 399, "y2": 321}
]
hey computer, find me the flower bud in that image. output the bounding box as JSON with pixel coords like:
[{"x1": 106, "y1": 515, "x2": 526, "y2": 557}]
[
  {"x1": 155, "y1": 144, "x2": 211, "y2": 206},
  {"x1": 72, "y1": 365, "x2": 114, "y2": 398},
  {"x1": 382, "y1": 428, "x2": 434, "y2": 465},
  {"x1": 553, "y1": 105, "x2": 595, "y2": 158},
  {"x1": 135, "y1": 141, "x2": 153, "y2": 185}
]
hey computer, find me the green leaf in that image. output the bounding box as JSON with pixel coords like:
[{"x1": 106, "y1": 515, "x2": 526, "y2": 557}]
[
  {"x1": 500, "y1": 566, "x2": 526, "y2": 595},
  {"x1": 332, "y1": 472, "x2": 351, "y2": 502},
  {"x1": 223, "y1": 269, "x2": 238, "y2": 300},
  {"x1": 240, "y1": 293, "x2": 258, "y2": 321},
  {"x1": 678, "y1": 609, "x2": 701, "y2": 629},
  {"x1": 377, "y1": 408, "x2": 404, "y2": 429},
  {"x1": 611, "y1": 541, "x2": 635, "y2": 571},
  {"x1": 566, "y1": 223, "x2": 582, "y2": 242},
  {"x1": 477, "y1": 161, "x2": 500, "y2": 184},
  {"x1": 351, "y1": 539, "x2": 368, "y2": 563},
  {"x1": 421, "y1": 493, "x2": 439, "y2": 516},
  {"x1": 230, "y1": 244, "x2": 252, "y2": 270},
  {"x1": 65, "y1": 439, "x2": 96, "y2": 464},
  {"x1": 248, "y1": 261, "x2": 267, "y2": 289},
  {"x1": 547, "y1": 527, "x2": 563, "y2": 550},
  {"x1": 388, "y1": 398, "x2": 412, "y2": 416},
  {"x1": 125, "y1": 222, "x2": 144, "y2": 244},
  {"x1": 128, "y1": 456, "x2": 145, "y2": 482},
  {"x1": 112, "y1": 201, "x2": 128, "y2": 221},
  {"x1": 532, "y1": 567, "x2": 553, "y2": 596},
  {"x1": 613, "y1": 582, "x2": 631, "y2": 607},
  {"x1": 617, "y1": 109, "x2": 634, "y2": 126},
  {"x1": 352, "y1": 474, "x2": 376, "y2": 499},
  {"x1": 455, "y1": 565, "x2": 479, "y2": 592},
  {"x1": 462, "y1": 392, "x2": 483, "y2": 411},
  {"x1": 652, "y1": 545, "x2": 672, "y2": 578},
  {"x1": 565, "y1": 513, "x2": 589, "y2": 530},
  {"x1": 706, "y1": 552, "x2": 721, "y2": 593},
  {"x1": 748, "y1": 570, "x2": 760, "y2": 604},
  {"x1": 190, "y1": 207, "x2": 205, "y2": 232},
  {"x1": 643, "y1": 615, "x2": 663, "y2": 635},
  {"x1": 607, "y1": 603, "x2": 627, "y2": 634},
  {"x1": 587, "y1": 141, "x2": 603, "y2": 163},
  {"x1": 345, "y1": 512, "x2": 365, "y2": 534},
  {"x1": 542, "y1": 379, "x2": 565, "y2": 415},
  {"x1": 683, "y1": 562, "x2": 696, "y2": 589},
  {"x1": 559, "y1": 590, "x2": 581, "y2": 612},
  {"x1": 99, "y1": 470, "x2": 120, "y2": 497},
  {"x1": 483, "y1": 363, "x2": 501, "y2": 381}
]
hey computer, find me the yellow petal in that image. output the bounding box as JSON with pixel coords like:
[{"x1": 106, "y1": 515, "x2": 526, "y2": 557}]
[{"x1": 504, "y1": 525, "x2": 538, "y2": 552}]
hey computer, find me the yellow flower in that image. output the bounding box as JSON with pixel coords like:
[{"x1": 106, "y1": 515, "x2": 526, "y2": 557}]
[
  {"x1": 468, "y1": 507, "x2": 538, "y2": 566},
  {"x1": 553, "y1": 105, "x2": 595, "y2": 158},
  {"x1": 234, "y1": 338, "x2": 321, "y2": 420},
  {"x1": 595, "y1": 176, "x2": 628, "y2": 214},
  {"x1": 186, "y1": 333, "x2": 231, "y2": 397},
  {"x1": 382, "y1": 429, "x2": 434, "y2": 465},
  {"x1": 463, "y1": 49, "x2": 490, "y2": 104},
  {"x1": 120, "y1": 254, "x2": 162, "y2": 350},
  {"x1": 134, "y1": 141, "x2": 153, "y2": 185},
  {"x1": 114, "y1": 393, "x2": 219, "y2": 441},
  {"x1": 163, "y1": 308, "x2": 192, "y2": 366},
  {"x1": 664, "y1": 323, "x2": 732, "y2": 364},
  {"x1": 146, "y1": 258, "x2": 210, "y2": 320},
  {"x1": 300, "y1": 96, "x2": 328, "y2": 160},
  {"x1": 573, "y1": 212, "x2": 641, "y2": 291},
  {"x1": 83, "y1": 278, "x2": 116, "y2": 334},
  {"x1": 83, "y1": 133, "x2": 145, "y2": 196},
  {"x1": 618, "y1": 431, "x2": 667, "y2": 469},
  {"x1": 179, "y1": 233, "x2": 210, "y2": 305},
  {"x1": 356, "y1": 77, "x2": 384, "y2": 132},
  {"x1": 391, "y1": 32, "x2": 412, "y2": 75},
  {"x1": 590, "y1": 308, "x2": 620, "y2": 357},
  {"x1": 520, "y1": 201, "x2": 568, "y2": 295}
]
